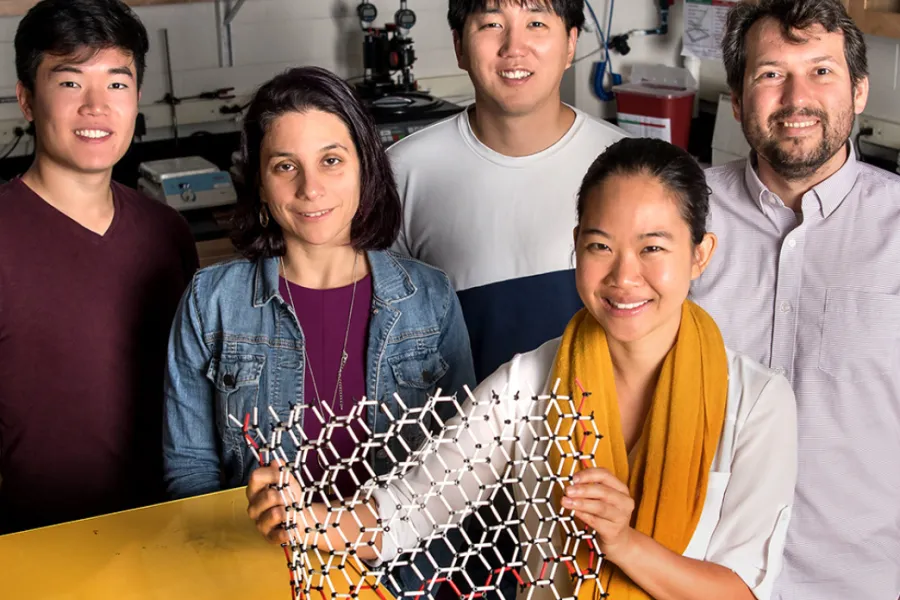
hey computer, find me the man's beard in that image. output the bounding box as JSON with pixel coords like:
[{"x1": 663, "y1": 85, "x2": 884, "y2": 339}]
[{"x1": 741, "y1": 104, "x2": 854, "y2": 181}]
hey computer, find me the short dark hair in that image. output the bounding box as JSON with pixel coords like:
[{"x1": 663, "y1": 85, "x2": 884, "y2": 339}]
[
  {"x1": 15, "y1": 0, "x2": 149, "y2": 91},
  {"x1": 577, "y1": 138, "x2": 709, "y2": 246},
  {"x1": 232, "y1": 67, "x2": 401, "y2": 260},
  {"x1": 722, "y1": 0, "x2": 867, "y2": 97},
  {"x1": 448, "y1": 0, "x2": 585, "y2": 37}
]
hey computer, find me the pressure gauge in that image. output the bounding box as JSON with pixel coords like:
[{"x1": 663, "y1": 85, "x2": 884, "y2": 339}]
[
  {"x1": 395, "y1": 1, "x2": 416, "y2": 30},
  {"x1": 357, "y1": 1, "x2": 377, "y2": 27}
]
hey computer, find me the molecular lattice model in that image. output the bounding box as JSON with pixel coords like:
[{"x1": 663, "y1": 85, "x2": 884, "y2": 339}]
[{"x1": 231, "y1": 383, "x2": 606, "y2": 600}]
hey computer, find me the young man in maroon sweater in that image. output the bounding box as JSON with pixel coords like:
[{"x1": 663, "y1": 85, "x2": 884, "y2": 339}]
[{"x1": 0, "y1": 0, "x2": 198, "y2": 533}]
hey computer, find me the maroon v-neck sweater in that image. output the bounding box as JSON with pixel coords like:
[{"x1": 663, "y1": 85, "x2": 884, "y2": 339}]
[{"x1": 0, "y1": 178, "x2": 198, "y2": 533}]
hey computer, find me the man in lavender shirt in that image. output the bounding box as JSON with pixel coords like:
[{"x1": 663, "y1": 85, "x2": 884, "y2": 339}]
[{"x1": 692, "y1": 1, "x2": 900, "y2": 599}]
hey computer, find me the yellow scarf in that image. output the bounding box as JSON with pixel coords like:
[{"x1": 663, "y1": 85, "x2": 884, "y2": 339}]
[{"x1": 548, "y1": 301, "x2": 728, "y2": 600}]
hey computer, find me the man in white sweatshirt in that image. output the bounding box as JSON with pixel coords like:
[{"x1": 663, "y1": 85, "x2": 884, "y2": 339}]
[{"x1": 389, "y1": 0, "x2": 626, "y2": 383}]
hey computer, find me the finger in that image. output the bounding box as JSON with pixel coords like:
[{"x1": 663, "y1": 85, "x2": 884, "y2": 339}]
[
  {"x1": 572, "y1": 468, "x2": 630, "y2": 494},
  {"x1": 265, "y1": 517, "x2": 290, "y2": 544},
  {"x1": 562, "y1": 496, "x2": 626, "y2": 522},
  {"x1": 256, "y1": 504, "x2": 289, "y2": 544},
  {"x1": 566, "y1": 483, "x2": 634, "y2": 512},
  {"x1": 268, "y1": 527, "x2": 289, "y2": 545},
  {"x1": 573, "y1": 510, "x2": 620, "y2": 540},
  {"x1": 248, "y1": 486, "x2": 285, "y2": 522},
  {"x1": 246, "y1": 463, "x2": 282, "y2": 500}
]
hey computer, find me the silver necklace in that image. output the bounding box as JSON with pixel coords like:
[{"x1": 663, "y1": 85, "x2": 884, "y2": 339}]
[{"x1": 281, "y1": 253, "x2": 359, "y2": 414}]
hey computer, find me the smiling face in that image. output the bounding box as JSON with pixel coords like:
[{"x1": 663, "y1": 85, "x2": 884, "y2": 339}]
[
  {"x1": 259, "y1": 109, "x2": 361, "y2": 251},
  {"x1": 575, "y1": 172, "x2": 716, "y2": 347},
  {"x1": 17, "y1": 46, "x2": 139, "y2": 175},
  {"x1": 454, "y1": 0, "x2": 576, "y2": 117},
  {"x1": 734, "y1": 18, "x2": 868, "y2": 180}
]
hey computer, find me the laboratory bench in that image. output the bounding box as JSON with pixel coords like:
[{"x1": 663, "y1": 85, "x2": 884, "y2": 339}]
[
  {"x1": 182, "y1": 205, "x2": 242, "y2": 267},
  {"x1": 120, "y1": 132, "x2": 245, "y2": 268}
]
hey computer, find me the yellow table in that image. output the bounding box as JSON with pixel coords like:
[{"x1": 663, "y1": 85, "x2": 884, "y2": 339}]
[{"x1": 0, "y1": 487, "x2": 391, "y2": 600}]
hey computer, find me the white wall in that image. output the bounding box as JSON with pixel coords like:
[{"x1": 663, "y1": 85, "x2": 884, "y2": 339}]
[
  {"x1": 0, "y1": 0, "x2": 478, "y2": 101},
  {"x1": 860, "y1": 34, "x2": 900, "y2": 124},
  {"x1": 1, "y1": 0, "x2": 898, "y2": 149},
  {"x1": 0, "y1": 0, "x2": 730, "y2": 123},
  {"x1": 0, "y1": 0, "x2": 475, "y2": 149}
]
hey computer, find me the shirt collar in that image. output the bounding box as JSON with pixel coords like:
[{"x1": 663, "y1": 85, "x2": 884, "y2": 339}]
[
  {"x1": 812, "y1": 143, "x2": 861, "y2": 218},
  {"x1": 252, "y1": 250, "x2": 416, "y2": 308},
  {"x1": 743, "y1": 142, "x2": 861, "y2": 218},
  {"x1": 743, "y1": 153, "x2": 770, "y2": 210}
]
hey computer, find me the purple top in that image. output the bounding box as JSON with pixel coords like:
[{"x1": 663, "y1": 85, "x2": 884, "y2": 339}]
[{"x1": 280, "y1": 274, "x2": 373, "y2": 498}]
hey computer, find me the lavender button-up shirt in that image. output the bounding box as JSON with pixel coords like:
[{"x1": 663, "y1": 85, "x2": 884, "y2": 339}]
[{"x1": 693, "y1": 146, "x2": 900, "y2": 600}]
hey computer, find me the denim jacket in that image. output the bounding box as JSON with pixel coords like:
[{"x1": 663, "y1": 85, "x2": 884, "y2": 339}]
[{"x1": 163, "y1": 250, "x2": 475, "y2": 591}]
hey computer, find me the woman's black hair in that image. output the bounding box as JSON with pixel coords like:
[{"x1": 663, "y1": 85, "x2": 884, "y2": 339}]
[
  {"x1": 576, "y1": 138, "x2": 710, "y2": 245},
  {"x1": 232, "y1": 66, "x2": 401, "y2": 259}
]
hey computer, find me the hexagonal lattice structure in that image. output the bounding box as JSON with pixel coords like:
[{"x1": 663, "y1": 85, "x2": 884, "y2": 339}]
[{"x1": 231, "y1": 381, "x2": 607, "y2": 600}]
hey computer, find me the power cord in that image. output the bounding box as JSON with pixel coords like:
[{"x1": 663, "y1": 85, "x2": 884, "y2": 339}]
[
  {"x1": 0, "y1": 126, "x2": 27, "y2": 160},
  {"x1": 608, "y1": 0, "x2": 670, "y2": 56},
  {"x1": 585, "y1": 0, "x2": 619, "y2": 102},
  {"x1": 572, "y1": 47, "x2": 603, "y2": 65}
]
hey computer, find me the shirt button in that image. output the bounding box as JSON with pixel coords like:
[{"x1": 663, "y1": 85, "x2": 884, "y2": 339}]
[
  {"x1": 773, "y1": 367, "x2": 786, "y2": 376},
  {"x1": 780, "y1": 301, "x2": 792, "y2": 313},
  {"x1": 787, "y1": 238, "x2": 797, "y2": 248}
]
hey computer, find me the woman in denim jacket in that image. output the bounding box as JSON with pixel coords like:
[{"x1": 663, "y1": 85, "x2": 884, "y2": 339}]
[{"x1": 162, "y1": 67, "x2": 475, "y2": 588}]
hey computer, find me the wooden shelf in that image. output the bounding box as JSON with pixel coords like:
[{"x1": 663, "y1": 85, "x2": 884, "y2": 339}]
[
  {"x1": 0, "y1": 0, "x2": 212, "y2": 17},
  {"x1": 849, "y1": 0, "x2": 900, "y2": 39}
]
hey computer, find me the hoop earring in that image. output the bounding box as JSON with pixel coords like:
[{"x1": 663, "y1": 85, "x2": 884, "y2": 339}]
[{"x1": 259, "y1": 204, "x2": 270, "y2": 228}]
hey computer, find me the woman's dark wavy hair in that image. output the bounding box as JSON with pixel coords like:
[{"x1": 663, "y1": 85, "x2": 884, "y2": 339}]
[
  {"x1": 576, "y1": 138, "x2": 710, "y2": 246},
  {"x1": 232, "y1": 66, "x2": 401, "y2": 259}
]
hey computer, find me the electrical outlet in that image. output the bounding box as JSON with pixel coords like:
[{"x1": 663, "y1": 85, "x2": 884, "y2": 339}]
[
  {"x1": 858, "y1": 115, "x2": 900, "y2": 151},
  {"x1": 0, "y1": 120, "x2": 31, "y2": 146}
]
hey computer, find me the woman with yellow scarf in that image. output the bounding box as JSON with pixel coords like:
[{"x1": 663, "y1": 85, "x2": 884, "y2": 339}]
[{"x1": 247, "y1": 138, "x2": 798, "y2": 600}]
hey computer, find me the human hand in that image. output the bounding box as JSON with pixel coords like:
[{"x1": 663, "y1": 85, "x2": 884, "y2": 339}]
[
  {"x1": 246, "y1": 461, "x2": 302, "y2": 544},
  {"x1": 562, "y1": 467, "x2": 636, "y2": 561}
]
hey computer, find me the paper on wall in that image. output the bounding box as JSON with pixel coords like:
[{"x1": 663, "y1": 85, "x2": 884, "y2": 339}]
[{"x1": 682, "y1": 0, "x2": 740, "y2": 60}]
